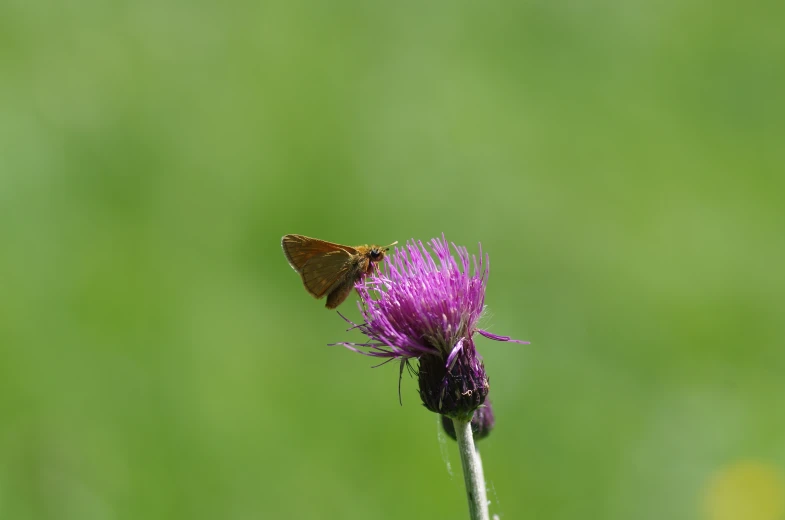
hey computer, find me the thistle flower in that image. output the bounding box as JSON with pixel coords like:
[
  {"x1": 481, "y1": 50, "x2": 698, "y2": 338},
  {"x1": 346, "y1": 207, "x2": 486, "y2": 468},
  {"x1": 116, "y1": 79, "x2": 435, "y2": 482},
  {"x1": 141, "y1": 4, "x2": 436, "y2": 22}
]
[{"x1": 334, "y1": 234, "x2": 528, "y2": 422}]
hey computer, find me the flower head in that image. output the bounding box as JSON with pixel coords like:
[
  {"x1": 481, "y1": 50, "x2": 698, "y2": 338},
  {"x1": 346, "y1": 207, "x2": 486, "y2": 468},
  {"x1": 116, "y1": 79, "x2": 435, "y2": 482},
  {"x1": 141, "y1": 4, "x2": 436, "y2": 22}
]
[{"x1": 333, "y1": 234, "x2": 528, "y2": 421}]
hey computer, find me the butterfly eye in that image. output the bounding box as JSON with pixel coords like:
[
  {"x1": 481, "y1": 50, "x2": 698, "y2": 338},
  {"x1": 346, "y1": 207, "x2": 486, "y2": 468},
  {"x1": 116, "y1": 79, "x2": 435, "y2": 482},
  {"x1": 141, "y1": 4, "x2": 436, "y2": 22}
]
[{"x1": 370, "y1": 249, "x2": 382, "y2": 260}]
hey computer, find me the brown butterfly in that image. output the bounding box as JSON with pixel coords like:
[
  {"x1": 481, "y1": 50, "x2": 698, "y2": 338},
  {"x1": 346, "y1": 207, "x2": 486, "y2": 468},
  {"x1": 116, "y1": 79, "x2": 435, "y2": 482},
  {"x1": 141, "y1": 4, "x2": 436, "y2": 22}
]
[{"x1": 282, "y1": 234, "x2": 398, "y2": 309}]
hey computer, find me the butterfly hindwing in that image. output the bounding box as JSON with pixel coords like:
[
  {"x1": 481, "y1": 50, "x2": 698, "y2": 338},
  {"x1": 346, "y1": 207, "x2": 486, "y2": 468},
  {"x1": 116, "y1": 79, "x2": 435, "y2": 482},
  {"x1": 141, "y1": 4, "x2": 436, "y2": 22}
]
[{"x1": 300, "y1": 250, "x2": 355, "y2": 299}]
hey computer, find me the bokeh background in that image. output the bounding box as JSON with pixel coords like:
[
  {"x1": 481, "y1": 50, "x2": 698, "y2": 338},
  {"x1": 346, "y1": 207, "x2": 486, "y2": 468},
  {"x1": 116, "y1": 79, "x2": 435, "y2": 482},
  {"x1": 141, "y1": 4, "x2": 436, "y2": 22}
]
[{"x1": 2, "y1": 1, "x2": 784, "y2": 519}]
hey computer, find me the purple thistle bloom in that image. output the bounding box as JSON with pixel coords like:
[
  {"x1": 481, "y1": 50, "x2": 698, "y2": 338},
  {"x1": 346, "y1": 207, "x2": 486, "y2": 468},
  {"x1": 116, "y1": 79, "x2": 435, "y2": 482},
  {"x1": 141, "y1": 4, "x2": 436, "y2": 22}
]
[{"x1": 333, "y1": 234, "x2": 528, "y2": 421}]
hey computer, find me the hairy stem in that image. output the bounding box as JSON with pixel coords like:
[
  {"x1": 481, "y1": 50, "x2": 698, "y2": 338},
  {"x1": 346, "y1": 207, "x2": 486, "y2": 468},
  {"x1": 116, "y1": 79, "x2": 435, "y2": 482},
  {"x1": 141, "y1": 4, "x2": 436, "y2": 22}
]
[{"x1": 453, "y1": 418, "x2": 489, "y2": 520}]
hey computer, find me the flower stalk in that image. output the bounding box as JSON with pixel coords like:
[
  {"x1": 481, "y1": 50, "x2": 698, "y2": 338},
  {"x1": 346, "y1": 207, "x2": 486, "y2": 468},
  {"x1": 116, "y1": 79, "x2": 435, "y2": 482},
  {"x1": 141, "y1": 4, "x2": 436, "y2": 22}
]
[{"x1": 453, "y1": 418, "x2": 489, "y2": 520}]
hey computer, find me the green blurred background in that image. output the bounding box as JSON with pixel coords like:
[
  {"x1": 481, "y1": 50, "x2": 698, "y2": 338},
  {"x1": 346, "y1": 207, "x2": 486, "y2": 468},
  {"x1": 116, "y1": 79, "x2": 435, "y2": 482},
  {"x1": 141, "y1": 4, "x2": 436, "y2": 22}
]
[{"x1": 2, "y1": 1, "x2": 784, "y2": 519}]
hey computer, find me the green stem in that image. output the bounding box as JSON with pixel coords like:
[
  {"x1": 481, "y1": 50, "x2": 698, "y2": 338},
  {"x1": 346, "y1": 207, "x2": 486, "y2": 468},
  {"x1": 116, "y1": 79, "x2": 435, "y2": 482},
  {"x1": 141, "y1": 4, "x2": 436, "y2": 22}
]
[{"x1": 452, "y1": 418, "x2": 489, "y2": 520}]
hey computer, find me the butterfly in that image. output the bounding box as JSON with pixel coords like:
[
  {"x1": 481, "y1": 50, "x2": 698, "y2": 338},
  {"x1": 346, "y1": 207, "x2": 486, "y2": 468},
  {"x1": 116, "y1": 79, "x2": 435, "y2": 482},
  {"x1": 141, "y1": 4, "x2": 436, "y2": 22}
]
[{"x1": 281, "y1": 234, "x2": 397, "y2": 309}]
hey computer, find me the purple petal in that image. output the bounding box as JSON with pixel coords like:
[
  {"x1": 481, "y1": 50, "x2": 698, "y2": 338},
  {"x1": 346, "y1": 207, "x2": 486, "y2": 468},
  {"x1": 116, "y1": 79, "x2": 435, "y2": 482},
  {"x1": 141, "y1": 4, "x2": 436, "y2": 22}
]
[
  {"x1": 477, "y1": 329, "x2": 530, "y2": 344},
  {"x1": 445, "y1": 337, "x2": 465, "y2": 370}
]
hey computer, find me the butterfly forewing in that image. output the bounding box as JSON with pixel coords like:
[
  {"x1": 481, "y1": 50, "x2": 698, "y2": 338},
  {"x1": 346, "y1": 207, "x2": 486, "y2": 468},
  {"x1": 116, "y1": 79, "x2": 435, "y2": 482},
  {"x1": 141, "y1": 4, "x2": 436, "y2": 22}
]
[
  {"x1": 282, "y1": 234, "x2": 358, "y2": 298},
  {"x1": 282, "y1": 234, "x2": 357, "y2": 272}
]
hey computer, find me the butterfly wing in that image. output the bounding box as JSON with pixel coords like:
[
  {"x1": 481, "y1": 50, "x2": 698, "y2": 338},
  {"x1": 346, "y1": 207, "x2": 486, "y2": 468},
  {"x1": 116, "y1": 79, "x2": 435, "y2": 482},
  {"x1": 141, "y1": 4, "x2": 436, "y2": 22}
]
[{"x1": 282, "y1": 235, "x2": 358, "y2": 299}]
